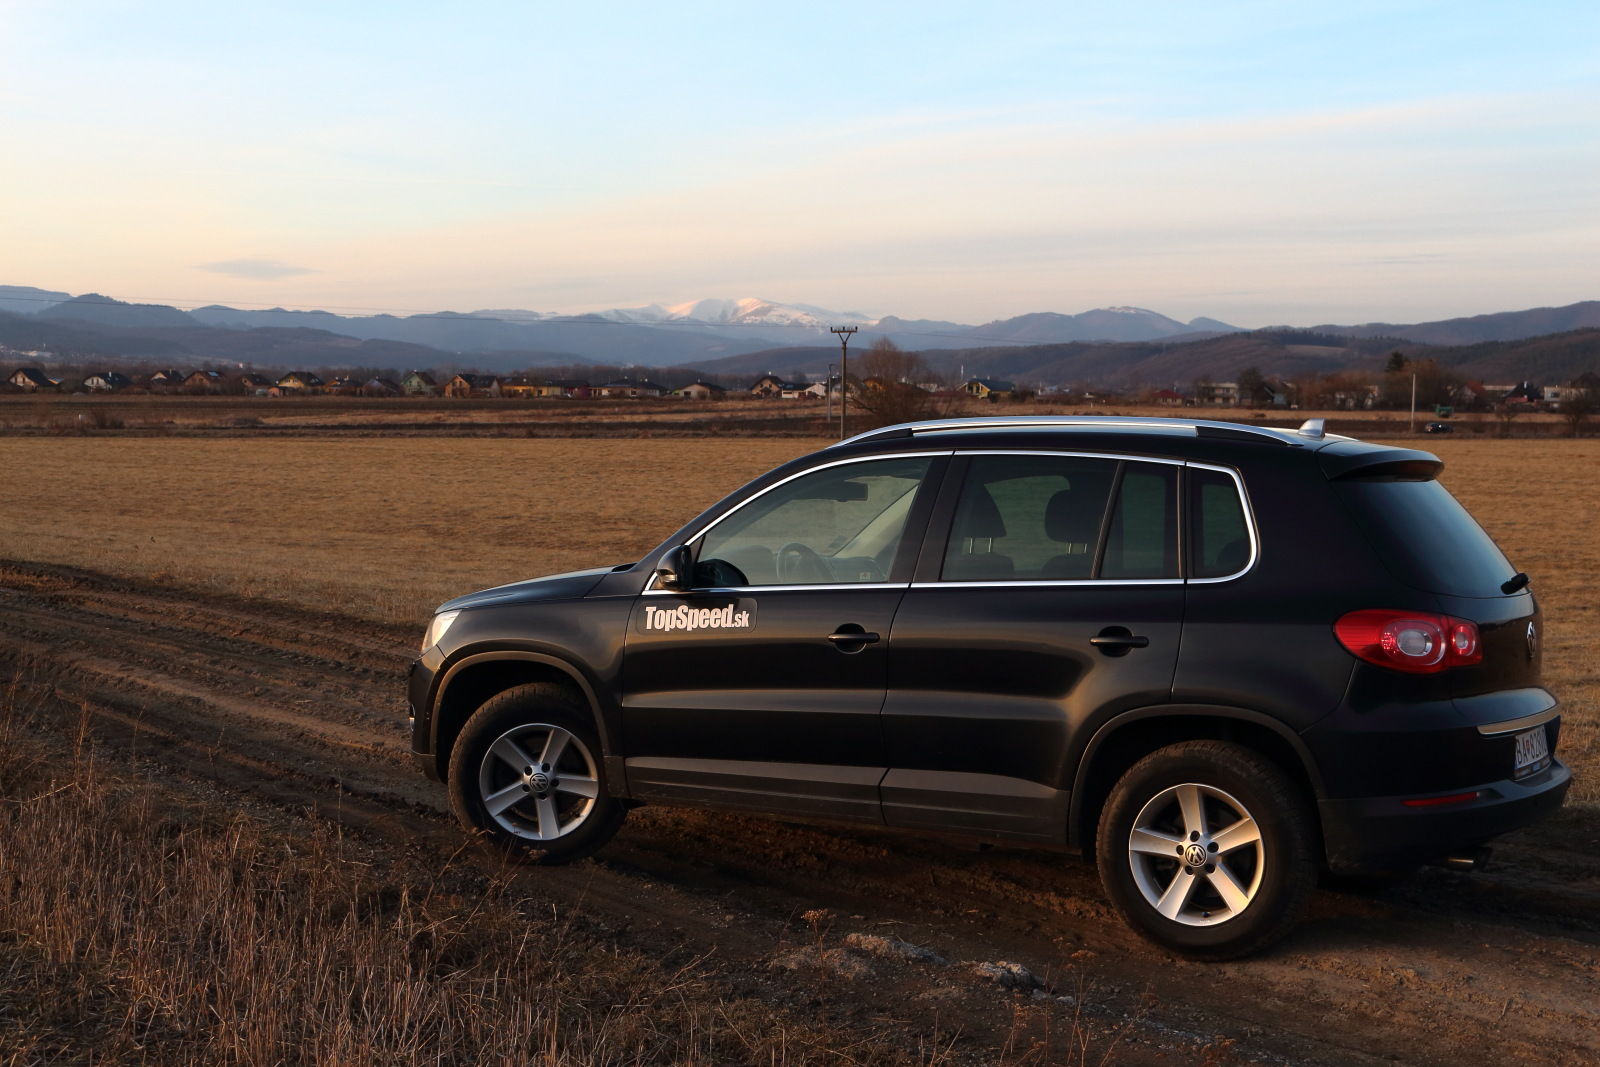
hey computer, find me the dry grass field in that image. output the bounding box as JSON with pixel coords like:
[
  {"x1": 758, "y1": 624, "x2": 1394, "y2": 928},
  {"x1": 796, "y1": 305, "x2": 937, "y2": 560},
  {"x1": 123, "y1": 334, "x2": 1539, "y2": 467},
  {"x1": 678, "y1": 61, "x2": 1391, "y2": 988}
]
[
  {"x1": 0, "y1": 437, "x2": 825, "y2": 622},
  {"x1": 4, "y1": 431, "x2": 1600, "y2": 1065},
  {"x1": 0, "y1": 434, "x2": 1594, "y2": 803}
]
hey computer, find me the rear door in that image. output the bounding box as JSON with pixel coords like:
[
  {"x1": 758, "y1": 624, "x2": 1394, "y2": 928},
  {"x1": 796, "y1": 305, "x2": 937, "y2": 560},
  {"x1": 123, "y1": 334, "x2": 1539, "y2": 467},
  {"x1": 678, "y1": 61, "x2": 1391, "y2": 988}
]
[
  {"x1": 880, "y1": 451, "x2": 1185, "y2": 840},
  {"x1": 621, "y1": 453, "x2": 943, "y2": 822}
]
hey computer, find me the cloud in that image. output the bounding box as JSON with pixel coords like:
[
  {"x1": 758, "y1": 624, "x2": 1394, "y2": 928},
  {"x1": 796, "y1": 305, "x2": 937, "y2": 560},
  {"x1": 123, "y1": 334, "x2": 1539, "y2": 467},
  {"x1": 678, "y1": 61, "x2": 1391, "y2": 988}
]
[{"x1": 198, "y1": 257, "x2": 315, "y2": 280}]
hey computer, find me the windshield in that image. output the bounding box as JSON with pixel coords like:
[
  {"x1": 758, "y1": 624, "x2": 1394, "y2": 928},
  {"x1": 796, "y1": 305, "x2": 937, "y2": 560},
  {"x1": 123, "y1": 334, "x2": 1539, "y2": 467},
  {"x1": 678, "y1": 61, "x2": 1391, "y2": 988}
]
[{"x1": 1336, "y1": 478, "x2": 1516, "y2": 598}]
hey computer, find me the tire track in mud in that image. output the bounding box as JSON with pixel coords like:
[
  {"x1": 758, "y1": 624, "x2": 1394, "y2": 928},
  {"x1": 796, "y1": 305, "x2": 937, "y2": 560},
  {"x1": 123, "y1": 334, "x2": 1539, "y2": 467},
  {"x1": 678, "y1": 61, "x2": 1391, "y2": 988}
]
[{"x1": 2, "y1": 559, "x2": 1597, "y2": 1066}]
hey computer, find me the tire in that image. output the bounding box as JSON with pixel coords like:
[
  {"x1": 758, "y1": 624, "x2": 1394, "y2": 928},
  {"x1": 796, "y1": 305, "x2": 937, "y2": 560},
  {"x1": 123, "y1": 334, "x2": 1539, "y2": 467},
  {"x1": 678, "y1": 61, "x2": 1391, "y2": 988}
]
[
  {"x1": 447, "y1": 682, "x2": 625, "y2": 864},
  {"x1": 1095, "y1": 740, "x2": 1315, "y2": 960}
]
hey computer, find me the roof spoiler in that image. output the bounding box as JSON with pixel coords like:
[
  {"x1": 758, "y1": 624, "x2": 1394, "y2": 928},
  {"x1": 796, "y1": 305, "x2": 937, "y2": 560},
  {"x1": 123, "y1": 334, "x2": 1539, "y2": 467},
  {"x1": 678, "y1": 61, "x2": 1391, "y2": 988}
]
[{"x1": 1320, "y1": 447, "x2": 1443, "y2": 481}]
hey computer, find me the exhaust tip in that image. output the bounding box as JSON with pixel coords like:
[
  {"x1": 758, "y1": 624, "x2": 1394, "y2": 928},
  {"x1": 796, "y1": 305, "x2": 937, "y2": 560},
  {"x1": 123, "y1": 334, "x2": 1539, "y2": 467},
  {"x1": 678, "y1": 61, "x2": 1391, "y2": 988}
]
[{"x1": 1440, "y1": 846, "x2": 1493, "y2": 872}]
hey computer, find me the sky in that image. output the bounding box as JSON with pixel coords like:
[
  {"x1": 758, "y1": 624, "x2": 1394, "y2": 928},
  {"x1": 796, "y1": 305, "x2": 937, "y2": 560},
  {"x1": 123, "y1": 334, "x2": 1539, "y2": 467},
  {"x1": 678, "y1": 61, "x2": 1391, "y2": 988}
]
[{"x1": 1, "y1": 0, "x2": 1597, "y2": 327}]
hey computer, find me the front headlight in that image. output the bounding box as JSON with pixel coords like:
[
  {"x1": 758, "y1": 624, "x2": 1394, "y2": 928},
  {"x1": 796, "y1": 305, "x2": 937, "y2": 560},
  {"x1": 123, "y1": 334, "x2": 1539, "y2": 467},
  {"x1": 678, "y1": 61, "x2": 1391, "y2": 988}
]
[{"x1": 421, "y1": 610, "x2": 461, "y2": 652}]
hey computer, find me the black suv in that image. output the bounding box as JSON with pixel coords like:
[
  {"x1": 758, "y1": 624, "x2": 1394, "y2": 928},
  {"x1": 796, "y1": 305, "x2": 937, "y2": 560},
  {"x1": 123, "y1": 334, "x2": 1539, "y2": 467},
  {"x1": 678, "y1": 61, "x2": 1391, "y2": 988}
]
[{"x1": 408, "y1": 416, "x2": 1569, "y2": 958}]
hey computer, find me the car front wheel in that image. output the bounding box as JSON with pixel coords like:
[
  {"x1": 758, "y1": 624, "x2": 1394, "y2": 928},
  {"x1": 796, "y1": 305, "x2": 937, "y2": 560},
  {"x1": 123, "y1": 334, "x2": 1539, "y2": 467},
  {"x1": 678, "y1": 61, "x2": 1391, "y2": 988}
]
[
  {"x1": 447, "y1": 683, "x2": 625, "y2": 863},
  {"x1": 1096, "y1": 740, "x2": 1315, "y2": 960}
]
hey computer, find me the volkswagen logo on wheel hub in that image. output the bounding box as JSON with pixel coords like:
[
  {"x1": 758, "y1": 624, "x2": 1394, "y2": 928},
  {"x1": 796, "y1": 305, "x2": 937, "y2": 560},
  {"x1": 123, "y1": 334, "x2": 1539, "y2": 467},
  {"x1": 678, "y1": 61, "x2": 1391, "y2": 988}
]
[{"x1": 1183, "y1": 843, "x2": 1209, "y2": 868}]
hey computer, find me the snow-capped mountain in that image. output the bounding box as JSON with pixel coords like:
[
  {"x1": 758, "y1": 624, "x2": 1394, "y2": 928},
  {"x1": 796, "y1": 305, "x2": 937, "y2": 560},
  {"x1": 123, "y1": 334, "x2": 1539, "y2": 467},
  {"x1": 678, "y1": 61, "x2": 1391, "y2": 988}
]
[{"x1": 591, "y1": 297, "x2": 874, "y2": 330}]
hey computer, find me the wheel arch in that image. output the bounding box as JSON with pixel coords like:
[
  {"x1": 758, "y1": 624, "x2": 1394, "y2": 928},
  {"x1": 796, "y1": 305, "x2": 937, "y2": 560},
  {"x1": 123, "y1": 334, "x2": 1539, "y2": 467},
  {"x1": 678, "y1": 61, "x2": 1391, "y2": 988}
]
[
  {"x1": 430, "y1": 651, "x2": 614, "y2": 786},
  {"x1": 1069, "y1": 705, "x2": 1325, "y2": 857}
]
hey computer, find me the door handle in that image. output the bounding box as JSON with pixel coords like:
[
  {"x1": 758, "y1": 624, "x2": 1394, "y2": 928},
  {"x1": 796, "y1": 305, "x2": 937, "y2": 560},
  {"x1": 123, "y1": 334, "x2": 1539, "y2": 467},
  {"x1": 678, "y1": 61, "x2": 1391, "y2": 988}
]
[
  {"x1": 827, "y1": 626, "x2": 880, "y2": 649},
  {"x1": 1090, "y1": 627, "x2": 1149, "y2": 656}
]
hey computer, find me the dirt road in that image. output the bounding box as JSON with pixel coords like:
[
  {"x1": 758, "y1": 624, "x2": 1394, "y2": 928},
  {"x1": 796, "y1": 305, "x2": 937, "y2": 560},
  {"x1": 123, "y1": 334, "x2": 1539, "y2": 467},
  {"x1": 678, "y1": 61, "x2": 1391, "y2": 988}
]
[{"x1": 3, "y1": 559, "x2": 1597, "y2": 1065}]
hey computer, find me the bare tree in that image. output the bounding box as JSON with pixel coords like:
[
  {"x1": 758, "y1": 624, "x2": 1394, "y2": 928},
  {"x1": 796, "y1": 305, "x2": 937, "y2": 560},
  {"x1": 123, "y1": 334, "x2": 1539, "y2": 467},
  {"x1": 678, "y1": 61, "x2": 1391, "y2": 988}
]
[
  {"x1": 851, "y1": 338, "x2": 949, "y2": 427},
  {"x1": 1236, "y1": 366, "x2": 1267, "y2": 408},
  {"x1": 1561, "y1": 388, "x2": 1598, "y2": 437},
  {"x1": 1492, "y1": 400, "x2": 1521, "y2": 438}
]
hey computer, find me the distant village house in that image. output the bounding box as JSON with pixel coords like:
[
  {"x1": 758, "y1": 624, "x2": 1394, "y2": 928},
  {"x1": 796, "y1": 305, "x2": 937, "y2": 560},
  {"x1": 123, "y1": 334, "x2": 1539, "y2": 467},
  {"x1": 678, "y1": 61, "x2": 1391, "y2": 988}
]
[
  {"x1": 749, "y1": 374, "x2": 810, "y2": 399},
  {"x1": 537, "y1": 378, "x2": 591, "y2": 398},
  {"x1": 401, "y1": 371, "x2": 438, "y2": 396},
  {"x1": 84, "y1": 371, "x2": 133, "y2": 392},
  {"x1": 594, "y1": 378, "x2": 664, "y2": 399},
  {"x1": 8, "y1": 367, "x2": 59, "y2": 391},
  {"x1": 673, "y1": 381, "x2": 726, "y2": 400},
  {"x1": 361, "y1": 377, "x2": 402, "y2": 397},
  {"x1": 238, "y1": 373, "x2": 274, "y2": 396},
  {"x1": 962, "y1": 377, "x2": 1015, "y2": 400},
  {"x1": 442, "y1": 373, "x2": 501, "y2": 398},
  {"x1": 183, "y1": 369, "x2": 225, "y2": 393},
  {"x1": 276, "y1": 371, "x2": 324, "y2": 393}
]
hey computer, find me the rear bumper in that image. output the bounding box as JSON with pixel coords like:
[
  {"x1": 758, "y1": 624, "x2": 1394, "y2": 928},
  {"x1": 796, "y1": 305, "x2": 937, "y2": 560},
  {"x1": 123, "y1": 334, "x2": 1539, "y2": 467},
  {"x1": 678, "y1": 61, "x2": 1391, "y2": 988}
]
[{"x1": 1319, "y1": 759, "x2": 1571, "y2": 875}]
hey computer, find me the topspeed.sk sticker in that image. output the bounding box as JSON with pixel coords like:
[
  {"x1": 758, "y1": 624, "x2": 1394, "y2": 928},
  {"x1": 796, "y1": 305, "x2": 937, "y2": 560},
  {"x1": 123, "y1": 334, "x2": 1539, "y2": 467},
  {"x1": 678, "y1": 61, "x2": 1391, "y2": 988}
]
[{"x1": 640, "y1": 600, "x2": 755, "y2": 633}]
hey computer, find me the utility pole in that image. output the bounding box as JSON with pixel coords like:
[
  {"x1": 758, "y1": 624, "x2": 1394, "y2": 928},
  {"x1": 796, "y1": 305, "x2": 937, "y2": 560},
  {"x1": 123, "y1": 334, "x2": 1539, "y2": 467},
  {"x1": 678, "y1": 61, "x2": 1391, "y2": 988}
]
[
  {"x1": 830, "y1": 326, "x2": 857, "y2": 439},
  {"x1": 1410, "y1": 372, "x2": 1418, "y2": 434}
]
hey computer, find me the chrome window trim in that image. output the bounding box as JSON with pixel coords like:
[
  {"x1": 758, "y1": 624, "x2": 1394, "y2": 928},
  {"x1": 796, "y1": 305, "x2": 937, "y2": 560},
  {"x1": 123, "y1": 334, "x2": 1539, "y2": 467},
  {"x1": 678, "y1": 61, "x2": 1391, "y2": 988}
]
[
  {"x1": 1186, "y1": 461, "x2": 1260, "y2": 585},
  {"x1": 638, "y1": 447, "x2": 1260, "y2": 595},
  {"x1": 644, "y1": 582, "x2": 908, "y2": 597},
  {"x1": 910, "y1": 578, "x2": 1185, "y2": 589},
  {"x1": 641, "y1": 450, "x2": 950, "y2": 594}
]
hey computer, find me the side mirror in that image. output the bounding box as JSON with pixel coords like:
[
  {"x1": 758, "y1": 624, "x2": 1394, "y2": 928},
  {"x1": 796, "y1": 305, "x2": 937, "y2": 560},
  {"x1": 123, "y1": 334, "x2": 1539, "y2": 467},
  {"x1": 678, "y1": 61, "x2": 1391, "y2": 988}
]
[{"x1": 655, "y1": 544, "x2": 695, "y2": 592}]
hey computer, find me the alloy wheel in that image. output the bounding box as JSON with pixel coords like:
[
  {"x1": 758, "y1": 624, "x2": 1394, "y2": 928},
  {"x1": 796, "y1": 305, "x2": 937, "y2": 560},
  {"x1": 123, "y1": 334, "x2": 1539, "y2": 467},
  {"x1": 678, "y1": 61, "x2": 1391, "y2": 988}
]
[
  {"x1": 476, "y1": 723, "x2": 601, "y2": 841},
  {"x1": 1127, "y1": 782, "x2": 1264, "y2": 926}
]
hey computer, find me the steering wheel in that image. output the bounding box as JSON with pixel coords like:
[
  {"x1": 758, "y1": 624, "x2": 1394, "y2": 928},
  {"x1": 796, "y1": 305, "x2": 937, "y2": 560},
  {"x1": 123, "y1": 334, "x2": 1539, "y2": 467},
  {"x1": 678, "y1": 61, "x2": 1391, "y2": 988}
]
[{"x1": 775, "y1": 542, "x2": 832, "y2": 583}]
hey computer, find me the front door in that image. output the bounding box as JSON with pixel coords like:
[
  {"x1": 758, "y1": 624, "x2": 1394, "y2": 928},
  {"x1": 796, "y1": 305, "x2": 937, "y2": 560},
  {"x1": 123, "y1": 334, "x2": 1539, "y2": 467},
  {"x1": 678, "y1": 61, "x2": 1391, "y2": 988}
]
[
  {"x1": 622, "y1": 453, "x2": 943, "y2": 822},
  {"x1": 881, "y1": 452, "x2": 1185, "y2": 840}
]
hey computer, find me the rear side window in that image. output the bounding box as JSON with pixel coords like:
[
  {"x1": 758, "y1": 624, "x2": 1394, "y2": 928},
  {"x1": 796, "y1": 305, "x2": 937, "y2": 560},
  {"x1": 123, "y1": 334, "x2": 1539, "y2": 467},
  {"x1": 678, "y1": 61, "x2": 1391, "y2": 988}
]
[
  {"x1": 1190, "y1": 468, "x2": 1252, "y2": 578},
  {"x1": 1102, "y1": 465, "x2": 1179, "y2": 579},
  {"x1": 939, "y1": 455, "x2": 1177, "y2": 582},
  {"x1": 1335, "y1": 478, "x2": 1516, "y2": 597}
]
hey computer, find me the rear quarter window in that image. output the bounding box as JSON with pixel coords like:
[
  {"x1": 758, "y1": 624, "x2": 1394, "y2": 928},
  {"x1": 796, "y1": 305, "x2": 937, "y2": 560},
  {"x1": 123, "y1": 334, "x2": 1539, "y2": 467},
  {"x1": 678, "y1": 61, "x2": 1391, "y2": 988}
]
[
  {"x1": 1189, "y1": 468, "x2": 1252, "y2": 579},
  {"x1": 1335, "y1": 478, "x2": 1516, "y2": 598}
]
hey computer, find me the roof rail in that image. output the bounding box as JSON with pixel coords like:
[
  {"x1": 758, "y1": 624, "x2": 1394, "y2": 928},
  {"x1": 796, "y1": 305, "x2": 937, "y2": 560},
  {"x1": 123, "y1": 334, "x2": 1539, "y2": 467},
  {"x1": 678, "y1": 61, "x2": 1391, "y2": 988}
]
[{"x1": 832, "y1": 415, "x2": 1341, "y2": 449}]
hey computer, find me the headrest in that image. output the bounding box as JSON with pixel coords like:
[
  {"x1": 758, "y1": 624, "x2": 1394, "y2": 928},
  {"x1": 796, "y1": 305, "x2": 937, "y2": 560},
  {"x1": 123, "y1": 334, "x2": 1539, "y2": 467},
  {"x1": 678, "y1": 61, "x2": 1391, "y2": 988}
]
[
  {"x1": 953, "y1": 485, "x2": 1007, "y2": 540},
  {"x1": 1045, "y1": 488, "x2": 1104, "y2": 545}
]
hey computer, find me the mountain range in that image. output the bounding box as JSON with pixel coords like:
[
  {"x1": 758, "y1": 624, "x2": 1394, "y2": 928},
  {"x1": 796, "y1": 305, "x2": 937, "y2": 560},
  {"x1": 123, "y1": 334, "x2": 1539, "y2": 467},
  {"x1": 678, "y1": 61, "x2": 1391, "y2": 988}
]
[
  {"x1": 2, "y1": 284, "x2": 1598, "y2": 386},
  {"x1": 690, "y1": 328, "x2": 1600, "y2": 391}
]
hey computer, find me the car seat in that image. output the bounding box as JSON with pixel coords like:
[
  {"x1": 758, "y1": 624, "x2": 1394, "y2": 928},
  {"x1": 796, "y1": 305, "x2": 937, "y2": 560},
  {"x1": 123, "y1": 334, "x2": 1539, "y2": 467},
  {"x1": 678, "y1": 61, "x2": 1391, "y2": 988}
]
[
  {"x1": 943, "y1": 486, "x2": 1014, "y2": 581},
  {"x1": 1040, "y1": 488, "x2": 1103, "y2": 579}
]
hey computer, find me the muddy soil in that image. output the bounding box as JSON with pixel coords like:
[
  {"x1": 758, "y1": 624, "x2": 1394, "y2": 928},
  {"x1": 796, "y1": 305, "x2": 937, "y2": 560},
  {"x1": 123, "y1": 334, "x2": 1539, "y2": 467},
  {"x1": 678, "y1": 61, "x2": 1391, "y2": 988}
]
[{"x1": 2, "y1": 559, "x2": 1596, "y2": 1065}]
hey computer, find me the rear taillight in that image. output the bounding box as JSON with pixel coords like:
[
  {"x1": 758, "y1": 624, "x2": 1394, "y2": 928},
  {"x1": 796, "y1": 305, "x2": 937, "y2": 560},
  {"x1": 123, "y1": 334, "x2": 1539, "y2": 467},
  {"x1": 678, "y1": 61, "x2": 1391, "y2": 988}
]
[{"x1": 1335, "y1": 609, "x2": 1483, "y2": 674}]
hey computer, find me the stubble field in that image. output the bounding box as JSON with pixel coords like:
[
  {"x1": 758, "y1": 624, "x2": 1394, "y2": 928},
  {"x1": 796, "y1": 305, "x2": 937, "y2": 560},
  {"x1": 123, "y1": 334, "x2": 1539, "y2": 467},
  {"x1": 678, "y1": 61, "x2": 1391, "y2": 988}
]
[{"x1": 2, "y1": 431, "x2": 1598, "y2": 1065}]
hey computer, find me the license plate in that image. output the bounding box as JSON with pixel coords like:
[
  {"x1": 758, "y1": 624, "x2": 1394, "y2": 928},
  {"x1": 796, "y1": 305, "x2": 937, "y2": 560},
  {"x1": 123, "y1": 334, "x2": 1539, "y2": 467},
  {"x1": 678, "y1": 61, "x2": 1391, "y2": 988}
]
[{"x1": 1513, "y1": 727, "x2": 1550, "y2": 778}]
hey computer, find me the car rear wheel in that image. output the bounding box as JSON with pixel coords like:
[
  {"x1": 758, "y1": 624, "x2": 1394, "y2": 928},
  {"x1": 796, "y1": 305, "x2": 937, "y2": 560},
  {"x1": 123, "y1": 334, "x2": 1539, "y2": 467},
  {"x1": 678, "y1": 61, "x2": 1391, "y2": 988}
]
[
  {"x1": 1096, "y1": 740, "x2": 1315, "y2": 960},
  {"x1": 447, "y1": 683, "x2": 625, "y2": 863}
]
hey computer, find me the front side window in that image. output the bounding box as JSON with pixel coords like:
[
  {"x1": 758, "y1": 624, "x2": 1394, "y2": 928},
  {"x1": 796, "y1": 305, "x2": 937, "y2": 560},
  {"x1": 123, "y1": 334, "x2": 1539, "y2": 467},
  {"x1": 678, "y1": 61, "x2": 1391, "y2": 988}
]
[{"x1": 695, "y1": 457, "x2": 932, "y2": 586}]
